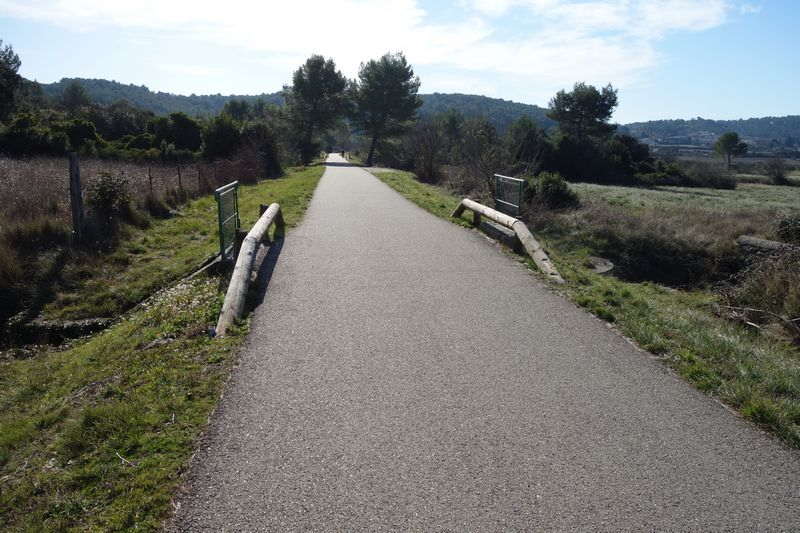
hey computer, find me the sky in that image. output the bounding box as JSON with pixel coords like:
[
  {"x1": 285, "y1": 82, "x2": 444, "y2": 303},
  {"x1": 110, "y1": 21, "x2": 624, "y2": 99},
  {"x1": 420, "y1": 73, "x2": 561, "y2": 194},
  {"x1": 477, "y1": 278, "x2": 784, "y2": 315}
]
[{"x1": 0, "y1": 0, "x2": 796, "y2": 123}]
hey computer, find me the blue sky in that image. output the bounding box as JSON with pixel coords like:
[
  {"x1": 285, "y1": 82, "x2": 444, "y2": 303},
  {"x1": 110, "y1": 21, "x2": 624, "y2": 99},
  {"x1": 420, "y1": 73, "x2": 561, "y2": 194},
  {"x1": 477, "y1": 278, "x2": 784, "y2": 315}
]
[{"x1": 0, "y1": 0, "x2": 796, "y2": 123}]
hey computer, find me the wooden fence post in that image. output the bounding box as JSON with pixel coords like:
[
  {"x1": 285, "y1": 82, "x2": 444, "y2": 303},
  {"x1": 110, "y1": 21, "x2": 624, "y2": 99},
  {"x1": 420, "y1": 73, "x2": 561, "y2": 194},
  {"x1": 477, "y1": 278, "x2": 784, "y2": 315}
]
[
  {"x1": 177, "y1": 164, "x2": 183, "y2": 190},
  {"x1": 148, "y1": 167, "x2": 153, "y2": 194},
  {"x1": 68, "y1": 152, "x2": 84, "y2": 245}
]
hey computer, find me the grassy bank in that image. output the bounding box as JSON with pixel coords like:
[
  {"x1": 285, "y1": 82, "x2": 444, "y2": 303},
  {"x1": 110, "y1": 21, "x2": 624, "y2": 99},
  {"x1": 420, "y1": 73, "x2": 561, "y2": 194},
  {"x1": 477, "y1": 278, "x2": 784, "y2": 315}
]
[
  {"x1": 43, "y1": 165, "x2": 324, "y2": 321},
  {"x1": 371, "y1": 169, "x2": 800, "y2": 449},
  {"x1": 0, "y1": 166, "x2": 324, "y2": 530}
]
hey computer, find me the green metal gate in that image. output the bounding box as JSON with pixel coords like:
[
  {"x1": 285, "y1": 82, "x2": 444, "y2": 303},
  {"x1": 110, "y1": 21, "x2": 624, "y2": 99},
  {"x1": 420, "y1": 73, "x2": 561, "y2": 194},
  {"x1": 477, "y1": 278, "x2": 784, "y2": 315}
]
[
  {"x1": 215, "y1": 181, "x2": 240, "y2": 260},
  {"x1": 493, "y1": 174, "x2": 525, "y2": 217}
]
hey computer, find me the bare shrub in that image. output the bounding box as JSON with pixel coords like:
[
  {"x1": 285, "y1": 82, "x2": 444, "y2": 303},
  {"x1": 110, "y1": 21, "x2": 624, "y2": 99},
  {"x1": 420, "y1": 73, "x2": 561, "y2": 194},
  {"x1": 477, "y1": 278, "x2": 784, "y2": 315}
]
[
  {"x1": 764, "y1": 157, "x2": 789, "y2": 185},
  {"x1": 725, "y1": 249, "x2": 800, "y2": 341},
  {"x1": 777, "y1": 214, "x2": 800, "y2": 245},
  {"x1": 439, "y1": 165, "x2": 491, "y2": 202}
]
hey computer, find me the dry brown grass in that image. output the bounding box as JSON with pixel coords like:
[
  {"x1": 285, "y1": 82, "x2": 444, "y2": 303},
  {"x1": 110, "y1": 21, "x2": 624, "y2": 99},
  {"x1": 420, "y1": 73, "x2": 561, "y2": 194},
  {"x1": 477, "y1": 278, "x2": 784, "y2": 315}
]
[
  {"x1": 0, "y1": 151, "x2": 268, "y2": 325},
  {"x1": 0, "y1": 157, "x2": 200, "y2": 225}
]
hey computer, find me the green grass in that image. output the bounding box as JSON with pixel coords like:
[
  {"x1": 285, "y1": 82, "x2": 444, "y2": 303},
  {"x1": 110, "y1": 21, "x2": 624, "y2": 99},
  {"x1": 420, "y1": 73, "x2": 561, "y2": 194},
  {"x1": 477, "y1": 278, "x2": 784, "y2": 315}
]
[
  {"x1": 372, "y1": 169, "x2": 800, "y2": 449},
  {"x1": 570, "y1": 181, "x2": 800, "y2": 213},
  {"x1": 0, "y1": 167, "x2": 324, "y2": 530},
  {"x1": 44, "y1": 166, "x2": 324, "y2": 321},
  {"x1": 0, "y1": 278, "x2": 244, "y2": 531}
]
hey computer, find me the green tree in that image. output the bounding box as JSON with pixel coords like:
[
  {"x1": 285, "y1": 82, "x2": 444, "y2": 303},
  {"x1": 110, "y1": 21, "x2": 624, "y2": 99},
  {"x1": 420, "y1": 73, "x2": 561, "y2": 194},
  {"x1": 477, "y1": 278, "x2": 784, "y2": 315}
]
[
  {"x1": 350, "y1": 52, "x2": 422, "y2": 166},
  {"x1": 62, "y1": 81, "x2": 91, "y2": 114},
  {"x1": 714, "y1": 131, "x2": 748, "y2": 169},
  {"x1": 64, "y1": 118, "x2": 99, "y2": 151},
  {"x1": 222, "y1": 99, "x2": 251, "y2": 122},
  {"x1": 169, "y1": 112, "x2": 202, "y2": 151},
  {"x1": 203, "y1": 113, "x2": 241, "y2": 160},
  {"x1": 506, "y1": 116, "x2": 547, "y2": 175},
  {"x1": 285, "y1": 55, "x2": 348, "y2": 164},
  {"x1": 0, "y1": 40, "x2": 21, "y2": 120},
  {"x1": 547, "y1": 82, "x2": 618, "y2": 142}
]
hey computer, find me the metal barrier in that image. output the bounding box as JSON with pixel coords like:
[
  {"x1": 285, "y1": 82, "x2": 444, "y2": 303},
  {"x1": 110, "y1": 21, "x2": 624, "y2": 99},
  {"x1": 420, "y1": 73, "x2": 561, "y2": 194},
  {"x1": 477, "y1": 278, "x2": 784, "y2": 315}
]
[
  {"x1": 493, "y1": 174, "x2": 525, "y2": 217},
  {"x1": 215, "y1": 181, "x2": 240, "y2": 260}
]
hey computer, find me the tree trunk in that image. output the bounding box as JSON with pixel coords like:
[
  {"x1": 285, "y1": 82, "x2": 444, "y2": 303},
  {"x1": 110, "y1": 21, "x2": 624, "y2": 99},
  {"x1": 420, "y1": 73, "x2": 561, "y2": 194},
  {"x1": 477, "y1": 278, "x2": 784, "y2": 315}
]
[
  {"x1": 366, "y1": 134, "x2": 379, "y2": 167},
  {"x1": 726, "y1": 153, "x2": 732, "y2": 170}
]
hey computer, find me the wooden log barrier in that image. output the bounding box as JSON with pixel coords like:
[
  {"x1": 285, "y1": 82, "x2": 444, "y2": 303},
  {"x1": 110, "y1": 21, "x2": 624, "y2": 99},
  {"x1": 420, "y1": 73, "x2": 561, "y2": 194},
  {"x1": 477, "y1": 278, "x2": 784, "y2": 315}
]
[
  {"x1": 215, "y1": 203, "x2": 284, "y2": 336},
  {"x1": 452, "y1": 198, "x2": 565, "y2": 284}
]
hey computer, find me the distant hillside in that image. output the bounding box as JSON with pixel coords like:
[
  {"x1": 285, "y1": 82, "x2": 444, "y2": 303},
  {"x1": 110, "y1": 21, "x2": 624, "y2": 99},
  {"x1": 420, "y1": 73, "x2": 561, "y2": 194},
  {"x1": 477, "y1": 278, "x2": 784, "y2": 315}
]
[
  {"x1": 418, "y1": 93, "x2": 555, "y2": 132},
  {"x1": 40, "y1": 78, "x2": 284, "y2": 116},
  {"x1": 625, "y1": 116, "x2": 800, "y2": 145},
  {"x1": 36, "y1": 78, "x2": 800, "y2": 145},
  {"x1": 38, "y1": 78, "x2": 553, "y2": 132}
]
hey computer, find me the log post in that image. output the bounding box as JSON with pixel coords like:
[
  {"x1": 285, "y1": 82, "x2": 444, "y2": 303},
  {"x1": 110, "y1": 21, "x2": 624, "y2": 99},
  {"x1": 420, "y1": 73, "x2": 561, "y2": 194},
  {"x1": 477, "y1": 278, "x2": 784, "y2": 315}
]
[
  {"x1": 148, "y1": 166, "x2": 153, "y2": 194},
  {"x1": 177, "y1": 164, "x2": 183, "y2": 190},
  {"x1": 216, "y1": 203, "x2": 282, "y2": 336},
  {"x1": 451, "y1": 198, "x2": 564, "y2": 284},
  {"x1": 472, "y1": 211, "x2": 481, "y2": 226},
  {"x1": 68, "y1": 152, "x2": 84, "y2": 245}
]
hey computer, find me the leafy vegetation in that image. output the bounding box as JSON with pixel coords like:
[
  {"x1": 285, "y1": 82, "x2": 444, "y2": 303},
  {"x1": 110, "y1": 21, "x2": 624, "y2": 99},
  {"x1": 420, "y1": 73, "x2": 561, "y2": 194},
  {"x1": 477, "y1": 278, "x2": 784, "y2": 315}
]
[
  {"x1": 349, "y1": 52, "x2": 422, "y2": 166},
  {"x1": 285, "y1": 55, "x2": 348, "y2": 164}
]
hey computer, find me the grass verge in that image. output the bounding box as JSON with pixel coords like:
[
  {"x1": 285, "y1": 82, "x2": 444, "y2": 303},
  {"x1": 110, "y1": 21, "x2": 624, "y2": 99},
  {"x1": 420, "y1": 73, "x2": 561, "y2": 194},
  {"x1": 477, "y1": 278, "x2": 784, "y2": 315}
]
[
  {"x1": 0, "y1": 167, "x2": 324, "y2": 530},
  {"x1": 371, "y1": 169, "x2": 800, "y2": 449},
  {"x1": 44, "y1": 166, "x2": 324, "y2": 321}
]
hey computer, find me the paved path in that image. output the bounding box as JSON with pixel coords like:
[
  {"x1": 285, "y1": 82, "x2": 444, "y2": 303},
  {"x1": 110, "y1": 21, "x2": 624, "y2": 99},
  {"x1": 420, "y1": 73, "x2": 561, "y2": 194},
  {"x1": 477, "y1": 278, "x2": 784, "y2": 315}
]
[{"x1": 173, "y1": 155, "x2": 800, "y2": 531}]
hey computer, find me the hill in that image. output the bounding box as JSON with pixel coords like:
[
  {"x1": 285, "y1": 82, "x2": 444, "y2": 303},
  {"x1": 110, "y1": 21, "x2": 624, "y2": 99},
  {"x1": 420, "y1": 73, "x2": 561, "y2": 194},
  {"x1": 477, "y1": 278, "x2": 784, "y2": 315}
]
[
  {"x1": 418, "y1": 93, "x2": 554, "y2": 132},
  {"x1": 625, "y1": 116, "x2": 800, "y2": 146},
  {"x1": 40, "y1": 78, "x2": 284, "y2": 116},
  {"x1": 36, "y1": 78, "x2": 800, "y2": 145},
  {"x1": 38, "y1": 78, "x2": 553, "y2": 132}
]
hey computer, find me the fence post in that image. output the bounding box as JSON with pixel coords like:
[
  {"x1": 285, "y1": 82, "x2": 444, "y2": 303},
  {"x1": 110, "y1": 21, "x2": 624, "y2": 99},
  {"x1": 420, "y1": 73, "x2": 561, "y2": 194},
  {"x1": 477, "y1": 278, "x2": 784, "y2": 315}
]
[
  {"x1": 148, "y1": 166, "x2": 153, "y2": 194},
  {"x1": 177, "y1": 164, "x2": 183, "y2": 190},
  {"x1": 68, "y1": 152, "x2": 84, "y2": 245}
]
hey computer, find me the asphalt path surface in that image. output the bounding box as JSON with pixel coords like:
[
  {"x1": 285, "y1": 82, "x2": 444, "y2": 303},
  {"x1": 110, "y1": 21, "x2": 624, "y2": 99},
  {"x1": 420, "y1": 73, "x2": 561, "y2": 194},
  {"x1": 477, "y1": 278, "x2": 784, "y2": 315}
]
[{"x1": 172, "y1": 154, "x2": 800, "y2": 531}]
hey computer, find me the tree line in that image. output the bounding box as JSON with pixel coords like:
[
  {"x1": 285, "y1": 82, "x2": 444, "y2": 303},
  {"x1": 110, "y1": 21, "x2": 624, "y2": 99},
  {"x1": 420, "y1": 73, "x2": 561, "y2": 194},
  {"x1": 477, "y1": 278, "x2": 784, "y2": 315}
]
[
  {"x1": 0, "y1": 40, "x2": 423, "y2": 175},
  {"x1": 0, "y1": 39, "x2": 763, "y2": 189}
]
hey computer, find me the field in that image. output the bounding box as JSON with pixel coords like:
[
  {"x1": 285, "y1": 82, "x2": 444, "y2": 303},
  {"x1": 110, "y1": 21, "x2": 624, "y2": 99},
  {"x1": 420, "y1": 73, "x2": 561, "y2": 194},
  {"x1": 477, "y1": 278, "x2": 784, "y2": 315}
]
[
  {"x1": 0, "y1": 157, "x2": 199, "y2": 224},
  {"x1": 0, "y1": 165, "x2": 325, "y2": 530},
  {"x1": 570, "y1": 181, "x2": 800, "y2": 214},
  {"x1": 372, "y1": 169, "x2": 800, "y2": 449}
]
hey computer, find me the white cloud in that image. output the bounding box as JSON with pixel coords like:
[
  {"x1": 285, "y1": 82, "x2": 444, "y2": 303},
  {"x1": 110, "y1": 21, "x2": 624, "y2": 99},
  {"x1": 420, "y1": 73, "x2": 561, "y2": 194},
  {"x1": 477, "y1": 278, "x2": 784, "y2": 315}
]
[
  {"x1": 739, "y1": 2, "x2": 762, "y2": 14},
  {"x1": 0, "y1": 0, "x2": 742, "y2": 103}
]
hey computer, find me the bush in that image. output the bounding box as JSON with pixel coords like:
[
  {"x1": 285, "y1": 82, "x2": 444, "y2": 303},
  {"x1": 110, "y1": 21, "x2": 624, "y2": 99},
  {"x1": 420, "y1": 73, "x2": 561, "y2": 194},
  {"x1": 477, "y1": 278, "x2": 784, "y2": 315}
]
[
  {"x1": 3, "y1": 217, "x2": 70, "y2": 254},
  {"x1": 241, "y1": 121, "x2": 283, "y2": 178},
  {"x1": 678, "y1": 160, "x2": 737, "y2": 189},
  {"x1": 86, "y1": 172, "x2": 130, "y2": 226},
  {"x1": 143, "y1": 193, "x2": 171, "y2": 218},
  {"x1": 727, "y1": 250, "x2": 800, "y2": 340},
  {"x1": 599, "y1": 230, "x2": 709, "y2": 286},
  {"x1": 527, "y1": 172, "x2": 579, "y2": 209},
  {"x1": 764, "y1": 157, "x2": 789, "y2": 185},
  {"x1": 777, "y1": 214, "x2": 800, "y2": 245}
]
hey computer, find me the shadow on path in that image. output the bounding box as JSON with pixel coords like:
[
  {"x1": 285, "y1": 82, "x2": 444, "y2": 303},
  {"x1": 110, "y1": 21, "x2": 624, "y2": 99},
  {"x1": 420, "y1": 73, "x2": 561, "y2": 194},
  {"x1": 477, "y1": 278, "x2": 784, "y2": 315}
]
[
  {"x1": 324, "y1": 161, "x2": 361, "y2": 168},
  {"x1": 246, "y1": 238, "x2": 284, "y2": 312}
]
